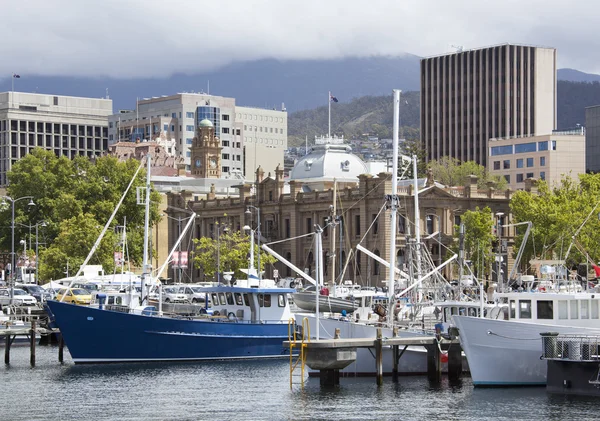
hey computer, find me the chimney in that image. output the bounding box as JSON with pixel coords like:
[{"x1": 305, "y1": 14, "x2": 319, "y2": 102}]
[{"x1": 465, "y1": 175, "x2": 478, "y2": 198}]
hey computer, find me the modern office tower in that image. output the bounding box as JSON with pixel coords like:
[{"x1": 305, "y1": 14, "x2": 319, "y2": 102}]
[
  {"x1": 585, "y1": 105, "x2": 600, "y2": 173},
  {"x1": 0, "y1": 92, "x2": 112, "y2": 186},
  {"x1": 108, "y1": 94, "x2": 287, "y2": 178},
  {"x1": 421, "y1": 44, "x2": 557, "y2": 166}
]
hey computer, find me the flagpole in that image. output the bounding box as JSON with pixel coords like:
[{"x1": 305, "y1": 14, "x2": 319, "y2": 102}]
[
  {"x1": 12, "y1": 73, "x2": 14, "y2": 93},
  {"x1": 328, "y1": 91, "x2": 331, "y2": 138}
]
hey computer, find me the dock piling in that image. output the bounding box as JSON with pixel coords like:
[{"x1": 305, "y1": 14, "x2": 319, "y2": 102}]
[
  {"x1": 447, "y1": 345, "x2": 462, "y2": 381},
  {"x1": 392, "y1": 327, "x2": 399, "y2": 381},
  {"x1": 4, "y1": 332, "x2": 10, "y2": 364},
  {"x1": 30, "y1": 320, "x2": 36, "y2": 367},
  {"x1": 58, "y1": 334, "x2": 64, "y2": 363},
  {"x1": 376, "y1": 328, "x2": 383, "y2": 386}
]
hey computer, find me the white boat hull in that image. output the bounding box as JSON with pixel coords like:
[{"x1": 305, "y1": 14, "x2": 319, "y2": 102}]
[
  {"x1": 453, "y1": 315, "x2": 600, "y2": 386},
  {"x1": 299, "y1": 314, "x2": 459, "y2": 375}
]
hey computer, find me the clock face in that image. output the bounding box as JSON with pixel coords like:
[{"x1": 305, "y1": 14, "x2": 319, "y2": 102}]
[
  {"x1": 195, "y1": 158, "x2": 201, "y2": 168},
  {"x1": 209, "y1": 157, "x2": 217, "y2": 169}
]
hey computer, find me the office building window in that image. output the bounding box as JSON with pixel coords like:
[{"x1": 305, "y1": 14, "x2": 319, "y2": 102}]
[
  {"x1": 236, "y1": 129, "x2": 241, "y2": 135},
  {"x1": 538, "y1": 141, "x2": 548, "y2": 151},
  {"x1": 186, "y1": 138, "x2": 193, "y2": 145},
  {"x1": 172, "y1": 113, "x2": 177, "y2": 118},
  {"x1": 236, "y1": 142, "x2": 240, "y2": 148},
  {"x1": 222, "y1": 115, "x2": 230, "y2": 121},
  {"x1": 223, "y1": 166, "x2": 229, "y2": 172},
  {"x1": 515, "y1": 142, "x2": 536, "y2": 153},
  {"x1": 186, "y1": 151, "x2": 191, "y2": 157},
  {"x1": 171, "y1": 125, "x2": 175, "y2": 131},
  {"x1": 516, "y1": 159, "x2": 523, "y2": 168},
  {"x1": 503, "y1": 160, "x2": 510, "y2": 169},
  {"x1": 493, "y1": 161, "x2": 500, "y2": 170},
  {"x1": 222, "y1": 140, "x2": 229, "y2": 147},
  {"x1": 516, "y1": 174, "x2": 524, "y2": 183},
  {"x1": 526, "y1": 172, "x2": 534, "y2": 179},
  {"x1": 355, "y1": 215, "x2": 361, "y2": 236},
  {"x1": 504, "y1": 175, "x2": 510, "y2": 183},
  {"x1": 186, "y1": 112, "x2": 194, "y2": 118},
  {"x1": 551, "y1": 141, "x2": 557, "y2": 150},
  {"x1": 163, "y1": 124, "x2": 168, "y2": 131},
  {"x1": 186, "y1": 125, "x2": 194, "y2": 131},
  {"x1": 222, "y1": 153, "x2": 230, "y2": 160},
  {"x1": 491, "y1": 145, "x2": 513, "y2": 156},
  {"x1": 526, "y1": 158, "x2": 533, "y2": 167},
  {"x1": 540, "y1": 156, "x2": 546, "y2": 166},
  {"x1": 222, "y1": 127, "x2": 230, "y2": 134},
  {"x1": 540, "y1": 171, "x2": 546, "y2": 180},
  {"x1": 236, "y1": 155, "x2": 241, "y2": 161}
]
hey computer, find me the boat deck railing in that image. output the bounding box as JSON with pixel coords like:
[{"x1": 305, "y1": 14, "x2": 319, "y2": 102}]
[{"x1": 541, "y1": 333, "x2": 600, "y2": 361}]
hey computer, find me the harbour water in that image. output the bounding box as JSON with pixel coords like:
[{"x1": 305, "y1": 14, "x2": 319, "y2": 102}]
[{"x1": 1, "y1": 346, "x2": 598, "y2": 420}]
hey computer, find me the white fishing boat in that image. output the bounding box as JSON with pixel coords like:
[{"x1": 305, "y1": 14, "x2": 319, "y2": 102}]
[{"x1": 453, "y1": 289, "x2": 600, "y2": 386}]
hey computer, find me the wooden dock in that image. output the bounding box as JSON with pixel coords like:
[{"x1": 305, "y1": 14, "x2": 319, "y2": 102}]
[
  {"x1": 285, "y1": 327, "x2": 462, "y2": 386},
  {"x1": 1, "y1": 320, "x2": 64, "y2": 366}
]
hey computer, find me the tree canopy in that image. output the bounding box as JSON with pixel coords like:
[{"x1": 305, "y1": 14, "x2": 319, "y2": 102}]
[
  {"x1": 510, "y1": 174, "x2": 600, "y2": 272},
  {"x1": 2, "y1": 148, "x2": 161, "y2": 281},
  {"x1": 193, "y1": 229, "x2": 277, "y2": 282},
  {"x1": 451, "y1": 206, "x2": 495, "y2": 279},
  {"x1": 429, "y1": 156, "x2": 508, "y2": 189}
]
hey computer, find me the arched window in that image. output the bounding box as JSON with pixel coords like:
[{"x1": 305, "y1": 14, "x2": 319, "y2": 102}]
[{"x1": 397, "y1": 249, "x2": 405, "y2": 269}]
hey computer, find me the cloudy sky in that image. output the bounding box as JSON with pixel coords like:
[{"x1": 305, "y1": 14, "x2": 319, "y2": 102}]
[{"x1": 2, "y1": 0, "x2": 599, "y2": 79}]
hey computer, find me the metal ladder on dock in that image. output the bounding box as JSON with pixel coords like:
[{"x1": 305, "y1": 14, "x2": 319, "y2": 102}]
[{"x1": 288, "y1": 317, "x2": 310, "y2": 389}]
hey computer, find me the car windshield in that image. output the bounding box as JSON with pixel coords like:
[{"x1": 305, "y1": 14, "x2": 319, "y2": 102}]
[
  {"x1": 71, "y1": 289, "x2": 89, "y2": 296},
  {"x1": 164, "y1": 287, "x2": 177, "y2": 293},
  {"x1": 13, "y1": 289, "x2": 27, "y2": 296},
  {"x1": 190, "y1": 287, "x2": 205, "y2": 293},
  {"x1": 26, "y1": 286, "x2": 43, "y2": 293}
]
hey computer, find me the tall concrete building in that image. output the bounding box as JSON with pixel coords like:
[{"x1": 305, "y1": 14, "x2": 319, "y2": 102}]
[
  {"x1": 108, "y1": 94, "x2": 287, "y2": 179},
  {"x1": 0, "y1": 92, "x2": 112, "y2": 186},
  {"x1": 585, "y1": 105, "x2": 600, "y2": 173},
  {"x1": 421, "y1": 44, "x2": 557, "y2": 166}
]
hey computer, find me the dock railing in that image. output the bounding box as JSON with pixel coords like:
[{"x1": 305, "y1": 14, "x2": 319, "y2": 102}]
[{"x1": 541, "y1": 333, "x2": 600, "y2": 361}]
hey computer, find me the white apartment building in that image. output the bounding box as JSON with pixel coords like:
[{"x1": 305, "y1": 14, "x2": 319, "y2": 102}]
[
  {"x1": 108, "y1": 94, "x2": 287, "y2": 178},
  {"x1": 0, "y1": 92, "x2": 112, "y2": 186},
  {"x1": 487, "y1": 129, "x2": 586, "y2": 190}
]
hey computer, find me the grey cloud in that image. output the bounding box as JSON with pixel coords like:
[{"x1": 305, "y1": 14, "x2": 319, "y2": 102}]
[{"x1": 2, "y1": 0, "x2": 599, "y2": 79}]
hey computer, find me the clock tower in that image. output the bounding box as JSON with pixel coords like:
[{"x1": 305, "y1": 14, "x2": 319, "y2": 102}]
[{"x1": 191, "y1": 118, "x2": 222, "y2": 178}]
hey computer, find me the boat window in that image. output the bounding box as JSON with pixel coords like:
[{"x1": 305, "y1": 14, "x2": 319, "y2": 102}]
[
  {"x1": 365, "y1": 297, "x2": 372, "y2": 307},
  {"x1": 459, "y1": 307, "x2": 467, "y2": 316},
  {"x1": 468, "y1": 308, "x2": 477, "y2": 317},
  {"x1": 108, "y1": 296, "x2": 115, "y2": 305},
  {"x1": 592, "y1": 300, "x2": 599, "y2": 319},
  {"x1": 219, "y1": 293, "x2": 227, "y2": 306},
  {"x1": 536, "y1": 300, "x2": 553, "y2": 319},
  {"x1": 235, "y1": 293, "x2": 243, "y2": 305},
  {"x1": 509, "y1": 300, "x2": 516, "y2": 319},
  {"x1": 116, "y1": 296, "x2": 122, "y2": 305},
  {"x1": 570, "y1": 300, "x2": 579, "y2": 319},
  {"x1": 581, "y1": 300, "x2": 589, "y2": 319},
  {"x1": 440, "y1": 307, "x2": 448, "y2": 322},
  {"x1": 226, "y1": 292, "x2": 234, "y2": 305},
  {"x1": 211, "y1": 293, "x2": 218, "y2": 305},
  {"x1": 278, "y1": 294, "x2": 286, "y2": 307},
  {"x1": 243, "y1": 294, "x2": 250, "y2": 306},
  {"x1": 451, "y1": 307, "x2": 458, "y2": 315},
  {"x1": 558, "y1": 300, "x2": 568, "y2": 319},
  {"x1": 258, "y1": 294, "x2": 272, "y2": 307},
  {"x1": 519, "y1": 300, "x2": 531, "y2": 319}
]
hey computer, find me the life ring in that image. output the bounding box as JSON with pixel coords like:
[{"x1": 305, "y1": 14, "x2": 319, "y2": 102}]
[
  {"x1": 227, "y1": 312, "x2": 237, "y2": 321},
  {"x1": 213, "y1": 310, "x2": 221, "y2": 316},
  {"x1": 199, "y1": 308, "x2": 207, "y2": 315},
  {"x1": 539, "y1": 287, "x2": 546, "y2": 293}
]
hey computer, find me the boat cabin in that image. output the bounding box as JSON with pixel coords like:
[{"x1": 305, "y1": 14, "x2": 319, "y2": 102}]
[
  {"x1": 496, "y1": 292, "x2": 600, "y2": 327},
  {"x1": 207, "y1": 286, "x2": 295, "y2": 323}
]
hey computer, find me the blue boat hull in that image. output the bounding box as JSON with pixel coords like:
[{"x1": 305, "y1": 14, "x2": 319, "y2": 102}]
[{"x1": 46, "y1": 301, "x2": 293, "y2": 363}]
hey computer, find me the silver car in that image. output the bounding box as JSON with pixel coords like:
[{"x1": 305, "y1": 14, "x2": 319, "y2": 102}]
[{"x1": 0, "y1": 288, "x2": 38, "y2": 306}]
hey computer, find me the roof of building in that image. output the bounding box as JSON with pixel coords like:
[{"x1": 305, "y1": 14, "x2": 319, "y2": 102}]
[
  {"x1": 289, "y1": 139, "x2": 367, "y2": 183},
  {"x1": 199, "y1": 119, "x2": 213, "y2": 127}
]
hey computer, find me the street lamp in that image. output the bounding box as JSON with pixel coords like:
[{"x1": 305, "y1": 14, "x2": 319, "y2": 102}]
[
  {"x1": 1, "y1": 195, "x2": 35, "y2": 304},
  {"x1": 216, "y1": 222, "x2": 229, "y2": 284},
  {"x1": 245, "y1": 206, "x2": 261, "y2": 280}
]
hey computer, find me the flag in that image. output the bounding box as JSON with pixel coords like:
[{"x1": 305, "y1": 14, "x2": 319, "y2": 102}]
[
  {"x1": 330, "y1": 93, "x2": 338, "y2": 103},
  {"x1": 12, "y1": 74, "x2": 20, "y2": 78}
]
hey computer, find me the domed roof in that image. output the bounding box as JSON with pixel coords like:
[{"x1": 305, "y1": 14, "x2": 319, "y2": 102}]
[
  {"x1": 198, "y1": 119, "x2": 213, "y2": 128},
  {"x1": 290, "y1": 141, "x2": 367, "y2": 183}
]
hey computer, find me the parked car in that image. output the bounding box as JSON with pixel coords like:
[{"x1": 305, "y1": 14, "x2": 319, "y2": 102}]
[
  {"x1": 176, "y1": 285, "x2": 209, "y2": 304},
  {"x1": 56, "y1": 288, "x2": 92, "y2": 305},
  {"x1": 162, "y1": 286, "x2": 189, "y2": 303},
  {"x1": 17, "y1": 284, "x2": 53, "y2": 303},
  {"x1": 0, "y1": 287, "x2": 37, "y2": 306}
]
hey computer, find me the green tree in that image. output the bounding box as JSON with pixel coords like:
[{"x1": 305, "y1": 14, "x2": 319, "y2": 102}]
[
  {"x1": 3, "y1": 148, "x2": 161, "y2": 280},
  {"x1": 453, "y1": 206, "x2": 495, "y2": 279},
  {"x1": 510, "y1": 174, "x2": 600, "y2": 271},
  {"x1": 193, "y1": 230, "x2": 277, "y2": 281},
  {"x1": 429, "y1": 157, "x2": 507, "y2": 189}
]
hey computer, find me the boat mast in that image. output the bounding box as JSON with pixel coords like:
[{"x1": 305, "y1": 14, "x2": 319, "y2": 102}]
[
  {"x1": 141, "y1": 154, "x2": 152, "y2": 304},
  {"x1": 387, "y1": 89, "x2": 401, "y2": 325},
  {"x1": 330, "y1": 179, "x2": 337, "y2": 294}
]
